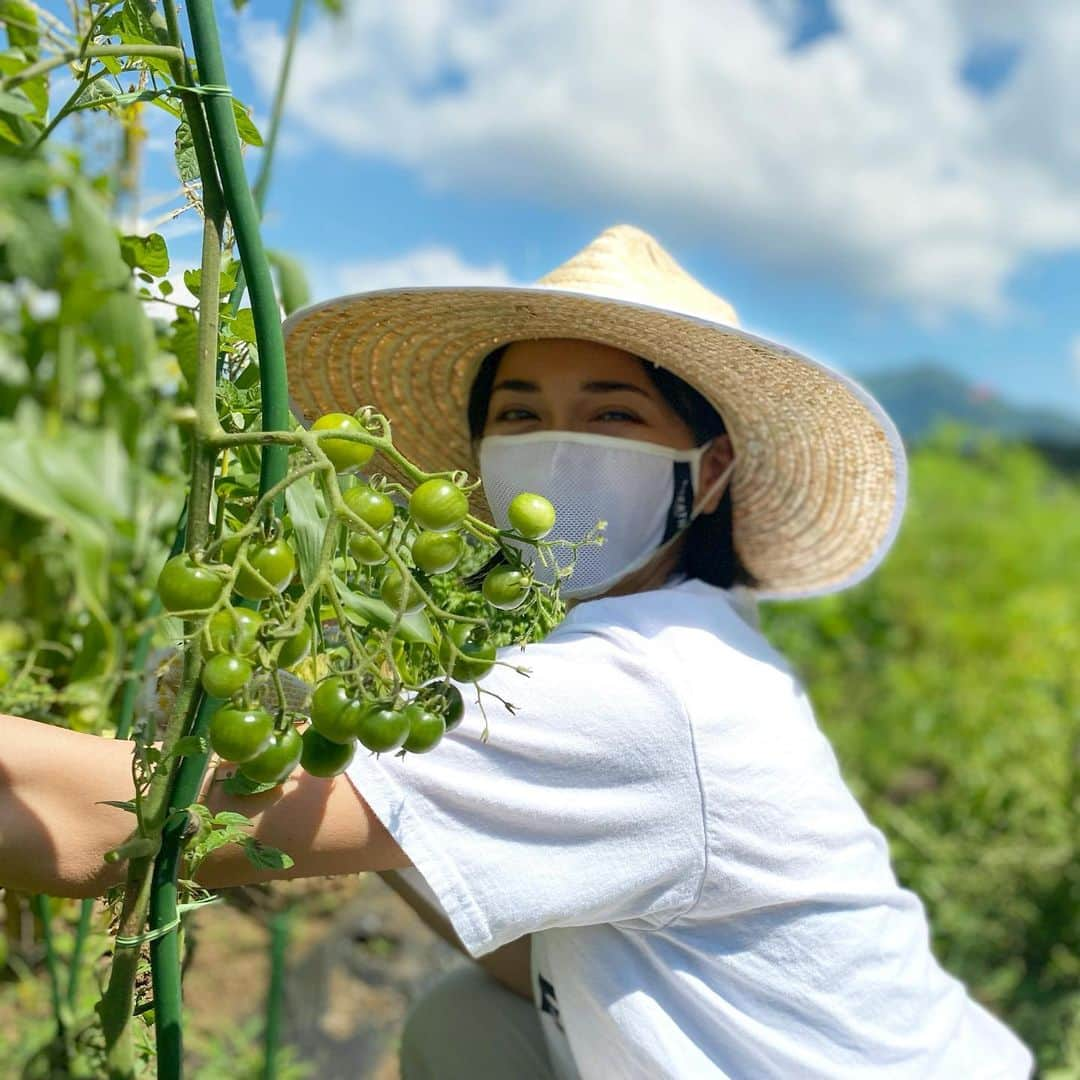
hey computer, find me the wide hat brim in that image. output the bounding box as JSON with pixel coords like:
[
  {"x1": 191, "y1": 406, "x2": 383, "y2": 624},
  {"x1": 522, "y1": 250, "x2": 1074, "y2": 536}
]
[{"x1": 283, "y1": 285, "x2": 907, "y2": 601}]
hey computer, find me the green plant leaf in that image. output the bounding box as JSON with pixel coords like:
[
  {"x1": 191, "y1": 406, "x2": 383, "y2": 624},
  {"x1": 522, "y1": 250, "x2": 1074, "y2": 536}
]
[
  {"x1": 243, "y1": 838, "x2": 294, "y2": 871},
  {"x1": 87, "y1": 290, "x2": 156, "y2": 376},
  {"x1": 267, "y1": 250, "x2": 311, "y2": 315},
  {"x1": 120, "y1": 232, "x2": 170, "y2": 275},
  {"x1": 230, "y1": 307, "x2": 257, "y2": 344},
  {"x1": 174, "y1": 119, "x2": 198, "y2": 183},
  {"x1": 67, "y1": 177, "x2": 130, "y2": 290},
  {"x1": 0, "y1": 88, "x2": 34, "y2": 117},
  {"x1": 231, "y1": 99, "x2": 263, "y2": 147},
  {"x1": 119, "y1": 0, "x2": 169, "y2": 47},
  {"x1": 335, "y1": 578, "x2": 435, "y2": 644},
  {"x1": 222, "y1": 771, "x2": 279, "y2": 796},
  {"x1": 284, "y1": 473, "x2": 326, "y2": 591},
  {"x1": 168, "y1": 307, "x2": 199, "y2": 381},
  {"x1": 0, "y1": 0, "x2": 39, "y2": 54},
  {"x1": 170, "y1": 735, "x2": 208, "y2": 759}
]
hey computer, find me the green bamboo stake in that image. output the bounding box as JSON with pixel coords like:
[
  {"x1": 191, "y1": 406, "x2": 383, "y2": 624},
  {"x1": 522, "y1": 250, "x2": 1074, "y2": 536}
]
[
  {"x1": 96, "y1": 5, "x2": 228, "y2": 1070},
  {"x1": 144, "y1": 0, "x2": 296, "y2": 1072},
  {"x1": 185, "y1": 0, "x2": 292, "y2": 502},
  {"x1": 261, "y1": 908, "x2": 292, "y2": 1080}
]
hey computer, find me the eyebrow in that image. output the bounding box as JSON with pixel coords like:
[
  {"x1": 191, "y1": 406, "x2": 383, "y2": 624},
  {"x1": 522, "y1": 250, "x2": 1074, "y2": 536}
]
[{"x1": 491, "y1": 378, "x2": 653, "y2": 398}]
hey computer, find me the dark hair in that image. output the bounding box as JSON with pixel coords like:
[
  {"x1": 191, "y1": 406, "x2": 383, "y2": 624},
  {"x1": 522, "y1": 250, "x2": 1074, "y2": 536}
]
[{"x1": 467, "y1": 345, "x2": 757, "y2": 589}]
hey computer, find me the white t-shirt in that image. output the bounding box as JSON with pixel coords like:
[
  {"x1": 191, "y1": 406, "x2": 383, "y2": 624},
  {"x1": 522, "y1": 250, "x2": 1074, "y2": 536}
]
[{"x1": 345, "y1": 578, "x2": 1033, "y2": 1079}]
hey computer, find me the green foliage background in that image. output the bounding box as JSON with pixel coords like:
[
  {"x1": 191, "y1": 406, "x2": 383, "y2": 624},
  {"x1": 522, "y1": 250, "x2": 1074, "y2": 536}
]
[{"x1": 761, "y1": 431, "x2": 1080, "y2": 1074}]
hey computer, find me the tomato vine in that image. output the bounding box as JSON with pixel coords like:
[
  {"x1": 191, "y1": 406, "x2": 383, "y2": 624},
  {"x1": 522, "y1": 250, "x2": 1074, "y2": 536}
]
[{"x1": 0, "y1": 1, "x2": 587, "y2": 1075}]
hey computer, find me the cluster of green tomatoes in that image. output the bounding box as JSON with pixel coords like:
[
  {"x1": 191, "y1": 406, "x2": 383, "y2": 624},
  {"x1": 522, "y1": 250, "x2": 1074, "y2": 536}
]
[{"x1": 155, "y1": 410, "x2": 558, "y2": 790}]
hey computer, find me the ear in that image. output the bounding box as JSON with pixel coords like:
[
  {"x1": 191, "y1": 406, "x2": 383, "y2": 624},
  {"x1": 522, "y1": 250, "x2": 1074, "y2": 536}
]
[{"x1": 695, "y1": 435, "x2": 734, "y2": 516}]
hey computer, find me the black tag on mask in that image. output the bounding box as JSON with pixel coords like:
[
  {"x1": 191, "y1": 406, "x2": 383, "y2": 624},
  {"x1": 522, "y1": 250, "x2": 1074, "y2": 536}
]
[{"x1": 662, "y1": 461, "x2": 694, "y2": 543}]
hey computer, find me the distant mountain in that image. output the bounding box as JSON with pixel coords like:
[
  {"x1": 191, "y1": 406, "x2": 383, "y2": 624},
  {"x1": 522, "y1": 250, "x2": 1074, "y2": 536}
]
[{"x1": 856, "y1": 363, "x2": 1079, "y2": 445}]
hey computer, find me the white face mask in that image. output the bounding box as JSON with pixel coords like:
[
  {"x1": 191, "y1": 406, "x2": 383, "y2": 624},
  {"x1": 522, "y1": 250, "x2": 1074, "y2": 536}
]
[{"x1": 478, "y1": 431, "x2": 737, "y2": 600}]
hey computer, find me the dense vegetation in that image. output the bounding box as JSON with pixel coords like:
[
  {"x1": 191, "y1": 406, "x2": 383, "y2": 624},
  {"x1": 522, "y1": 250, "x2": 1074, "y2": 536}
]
[{"x1": 762, "y1": 432, "x2": 1079, "y2": 1074}]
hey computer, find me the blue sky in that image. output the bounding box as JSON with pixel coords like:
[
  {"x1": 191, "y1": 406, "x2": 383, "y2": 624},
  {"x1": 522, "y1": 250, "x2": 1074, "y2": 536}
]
[{"x1": 125, "y1": 1, "x2": 1080, "y2": 420}]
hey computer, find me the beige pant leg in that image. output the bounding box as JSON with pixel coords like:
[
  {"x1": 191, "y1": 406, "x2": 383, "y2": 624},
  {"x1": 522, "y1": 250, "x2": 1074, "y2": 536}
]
[{"x1": 399, "y1": 963, "x2": 557, "y2": 1080}]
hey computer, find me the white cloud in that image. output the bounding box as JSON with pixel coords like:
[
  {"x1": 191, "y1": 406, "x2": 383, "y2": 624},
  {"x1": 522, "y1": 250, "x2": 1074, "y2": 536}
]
[
  {"x1": 240, "y1": 0, "x2": 1080, "y2": 321},
  {"x1": 312, "y1": 244, "x2": 517, "y2": 300}
]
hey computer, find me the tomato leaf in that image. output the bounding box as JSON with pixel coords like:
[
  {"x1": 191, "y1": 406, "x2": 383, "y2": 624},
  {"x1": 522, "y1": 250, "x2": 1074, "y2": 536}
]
[
  {"x1": 231, "y1": 99, "x2": 263, "y2": 147},
  {"x1": 67, "y1": 177, "x2": 130, "y2": 290},
  {"x1": 0, "y1": 0, "x2": 39, "y2": 54},
  {"x1": 222, "y1": 771, "x2": 279, "y2": 796},
  {"x1": 0, "y1": 88, "x2": 34, "y2": 117},
  {"x1": 267, "y1": 249, "x2": 311, "y2": 315},
  {"x1": 211, "y1": 811, "x2": 251, "y2": 827},
  {"x1": 284, "y1": 474, "x2": 325, "y2": 591},
  {"x1": 230, "y1": 307, "x2": 257, "y2": 344},
  {"x1": 334, "y1": 578, "x2": 435, "y2": 644},
  {"x1": 120, "y1": 232, "x2": 170, "y2": 276},
  {"x1": 174, "y1": 119, "x2": 198, "y2": 183},
  {"x1": 169, "y1": 734, "x2": 208, "y2": 759},
  {"x1": 242, "y1": 838, "x2": 294, "y2": 871},
  {"x1": 119, "y1": 0, "x2": 169, "y2": 47}
]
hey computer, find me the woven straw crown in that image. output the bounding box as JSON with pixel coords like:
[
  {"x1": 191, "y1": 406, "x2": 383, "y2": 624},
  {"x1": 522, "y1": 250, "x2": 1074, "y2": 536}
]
[{"x1": 283, "y1": 225, "x2": 907, "y2": 600}]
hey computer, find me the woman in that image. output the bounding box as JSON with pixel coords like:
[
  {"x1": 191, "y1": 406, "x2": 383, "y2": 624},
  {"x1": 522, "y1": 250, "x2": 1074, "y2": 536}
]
[
  {"x1": 283, "y1": 224, "x2": 1034, "y2": 1078},
  {"x1": 0, "y1": 226, "x2": 1032, "y2": 1078}
]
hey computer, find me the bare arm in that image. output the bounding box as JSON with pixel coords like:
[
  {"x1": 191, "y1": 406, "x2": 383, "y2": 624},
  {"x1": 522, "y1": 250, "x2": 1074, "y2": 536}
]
[
  {"x1": 378, "y1": 869, "x2": 533, "y2": 1002},
  {"x1": 0, "y1": 713, "x2": 409, "y2": 898},
  {"x1": 2, "y1": 714, "x2": 531, "y2": 999}
]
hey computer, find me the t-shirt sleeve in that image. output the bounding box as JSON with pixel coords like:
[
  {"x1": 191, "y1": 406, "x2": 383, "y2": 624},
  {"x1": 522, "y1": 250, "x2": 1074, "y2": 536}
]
[{"x1": 344, "y1": 625, "x2": 706, "y2": 957}]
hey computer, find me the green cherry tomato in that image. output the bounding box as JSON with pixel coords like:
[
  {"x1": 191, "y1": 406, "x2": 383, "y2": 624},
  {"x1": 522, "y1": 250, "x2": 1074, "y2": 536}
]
[
  {"x1": 422, "y1": 682, "x2": 466, "y2": 733},
  {"x1": 380, "y1": 568, "x2": 425, "y2": 613},
  {"x1": 482, "y1": 566, "x2": 530, "y2": 610},
  {"x1": 209, "y1": 705, "x2": 274, "y2": 764},
  {"x1": 309, "y1": 677, "x2": 357, "y2": 744},
  {"x1": 411, "y1": 530, "x2": 464, "y2": 575},
  {"x1": 239, "y1": 727, "x2": 303, "y2": 786},
  {"x1": 409, "y1": 479, "x2": 469, "y2": 533},
  {"x1": 157, "y1": 555, "x2": 226, "y2": 613},
  {"x1": 236, "y1": 539, "x2": 297, "y2": 601},
  {"x1": 507, "y1": 492, "x2": 557, "y2": 539},
  {"x1": 300, "y1": 727, "x2": 356, "y2": 778},
  {"x1": 201, "y1": 653, "x2": 253, "y2": 699},
  {"x1": 438, "y1": 624, "x2": 497, "y2": 683},
  {"x1": 402, "y1": 703, "x2": 445, "y2": 754},
  {"x1": 343, "y1": 484, "x2": 396, "y2": 530},
  {"x1": 311, "y1": 697, "x2": 367, "y2": 745},
  {"x1": 356, "y1": 704, "x2": 410, "y2": 754},
  {"x1": 207, "y1": 606, "x2": 264, "y2": 656},
  {"x1": 349, "y1": 530, "x2": 390, "y2": 566},
  {"x1": 275, "y1": 623, "x2": 312, "y2": 669},
  {"x1": 312, "y1": 413, "x2": 376, "y2": 473}
]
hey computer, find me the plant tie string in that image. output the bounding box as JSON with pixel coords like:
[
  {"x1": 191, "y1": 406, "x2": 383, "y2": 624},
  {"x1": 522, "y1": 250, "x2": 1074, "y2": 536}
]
[
  {"x1": 176, "y1": 82, "x2": 233, "y2": 97},
  {"x1": 114, "y1": 895, "x2": 222, "y2": 948},
  {"x1": 82, "y1": 83, "x2": 234, "y2": 110}
]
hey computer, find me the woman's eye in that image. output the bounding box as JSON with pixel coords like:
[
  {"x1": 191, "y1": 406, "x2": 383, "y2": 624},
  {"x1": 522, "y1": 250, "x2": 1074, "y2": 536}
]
[
  {"x1": 494, "y1": 407, "x2": 538, "y2": 422},
  {"x1": 595, "y1": 409, "x2": 642, "y2": 423}
]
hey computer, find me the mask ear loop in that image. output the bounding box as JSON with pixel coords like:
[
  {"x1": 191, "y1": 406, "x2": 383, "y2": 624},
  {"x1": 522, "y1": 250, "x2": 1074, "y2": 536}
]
[{"x1": 690, "y1": 452, "x2": 737, "y2": 521}]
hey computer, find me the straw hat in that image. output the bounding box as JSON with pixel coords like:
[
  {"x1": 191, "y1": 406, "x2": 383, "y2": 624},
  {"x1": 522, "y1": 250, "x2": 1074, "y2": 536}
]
[{"x1": 283, "y1": 224, "x2": 907, "y2": 600}]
